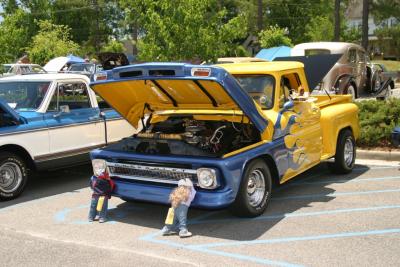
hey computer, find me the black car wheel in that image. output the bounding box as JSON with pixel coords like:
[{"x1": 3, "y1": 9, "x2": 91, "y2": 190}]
[
  {"x1": 230, "y1": 159, "x2": 272, "y2": 217},
  {"x1": 0, "y1": 152, "x2": 29, "y2": 200},
  {"x1": 329, "y1": 130, "x2": 356, "y2": 174}
]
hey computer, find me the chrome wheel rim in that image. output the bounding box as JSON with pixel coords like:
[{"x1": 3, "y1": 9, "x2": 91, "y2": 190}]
[
  {"x1": 247, "y1": 169, "x2": 266, "y2": 207},
  {"x1": 344, "y1": 138, "x2": 354, "y2": 167},
  {"x1": 0, "y1": 162, "x2": 22, "y2": 193}
]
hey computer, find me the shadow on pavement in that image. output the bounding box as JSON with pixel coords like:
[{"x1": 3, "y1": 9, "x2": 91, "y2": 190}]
[
  {"x1": 0, "y1": 164, "x2": 92, "y2": 209},
  {"x1": 110, "y1": 162, "x2": 370, "y2": 241}
]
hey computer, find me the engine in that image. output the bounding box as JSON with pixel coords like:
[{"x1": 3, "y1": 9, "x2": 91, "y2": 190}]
[{"x1": 117, "y1": 117, "x2": 260, "y2": 157}]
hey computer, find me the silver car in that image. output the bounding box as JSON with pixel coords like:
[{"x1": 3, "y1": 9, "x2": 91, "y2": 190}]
[{"x1": 291, "y1": 42, "x2": 383, "y2": 99}]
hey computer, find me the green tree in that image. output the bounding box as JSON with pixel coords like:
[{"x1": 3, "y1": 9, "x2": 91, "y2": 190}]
[
  {"x1": 0, "y1": 9, "x2": 31, "y2": 63},
  {"x1": 27, "y1": 20, "x2": 80, "y2": 65},
  {"x1": 375, "y1": 25, "x2": 400, "y2": 59},
  {"x1": 305, "y1": 16, "x2": 334, "y2": 42},
  {"x1": 258, "y1": 25, "x2": 292, "y2": 48},
  {"x1": 102, "y1": 39, "x2": 125, "y2": 53},
  {"x1": 133, "y1": 0, "x2": 247, "y2": 62},
  {"x1": 264, "y1": 0, "x2": 333, "y2": 44},
  {"x1": 372, "y1": 0, "x2": 400, "y2": 22}
]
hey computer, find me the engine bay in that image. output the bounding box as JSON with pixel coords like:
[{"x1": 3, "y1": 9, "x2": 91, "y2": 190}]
[{"x1": 108, "y1": 116, "x2": 261, "y2": 157}]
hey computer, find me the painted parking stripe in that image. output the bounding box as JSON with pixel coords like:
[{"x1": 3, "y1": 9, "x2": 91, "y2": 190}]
[
  {"x1": 192, "y1": 228, "x2": 400, "y2": 248},
  {"x1": 273, "y1": 188, "x2": 400, "y2": 201},
  {"x1": 189, "y1": 204, "x2": 400, "y2": 225},
  {"x1": 0, "y1": 188, "x2": 87, "y2": 214},
  {"x1": 140, "y1": 233, "x2": 303, "y2": 267},
  {"x1": 290, "y1": 175, "x2": 400, "y2": 186}
]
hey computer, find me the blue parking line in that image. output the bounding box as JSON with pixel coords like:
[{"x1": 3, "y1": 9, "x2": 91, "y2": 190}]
[
  {"x1": 189, "y1": 204, "x2": 400, "y2": 225},
  {"x1": 140, "y1": 232, "x2": 303, "y2": 267},
  {"x1": 273, "y1": 188, "x2": 400, "y2": 201},
  {"x1": 290, "y1": 175, "x2": 400, "y2": 186},
  {"x1": 192, "y1": 228, "x2": 400, "y2": 249},
  {"x1": 0, "y1": 188, "x2": 87, "y2": 213}
]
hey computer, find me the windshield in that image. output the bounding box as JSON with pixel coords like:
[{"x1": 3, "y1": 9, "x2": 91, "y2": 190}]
[
  {"x1": 0, "y1": 81, "x2": 51, "y2": 110},
  {"x1": 69, "y1": 64, "x2": 94, "y2": 72},
  {"x1": 234, "y1": 75, "x2": 275, "y2": 109}
]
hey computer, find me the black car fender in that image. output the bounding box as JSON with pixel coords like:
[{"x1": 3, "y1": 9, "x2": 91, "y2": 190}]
[{"x1": 334, "y1": 74, "x2": 356, "y2": 94}]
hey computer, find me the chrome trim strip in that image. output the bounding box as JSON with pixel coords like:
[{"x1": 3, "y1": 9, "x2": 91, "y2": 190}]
[
  {"x1": 107, "y1": 162, "x2": 197, "y2": 174},
  {"x1": 110, "y1": 174, "x2": 191, "y2": 185},
  {"x1": 0, "y1": 118, "x2": 124, "y2": 137}
]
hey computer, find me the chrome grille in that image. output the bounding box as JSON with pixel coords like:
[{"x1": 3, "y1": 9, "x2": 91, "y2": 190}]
[{"x1": 107, "y1": 162, "x2": 198, "y2": 184}]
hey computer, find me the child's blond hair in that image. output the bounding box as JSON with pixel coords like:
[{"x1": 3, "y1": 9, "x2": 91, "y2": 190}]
[{"x1": 169, "y1": 186, "x2": 190, "y2": 208}]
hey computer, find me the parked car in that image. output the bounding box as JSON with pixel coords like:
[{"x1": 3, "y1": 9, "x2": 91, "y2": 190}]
[
  {"x1": 291, "y1": 42, "x2": 387, "y2": 99},
  {"x1": 0, "y1": 73, "x2": 135, "y2": 200},
  {"x1": 89, "y1": 62, "x2": 359, "y2": 217},
  {"x1": 370, "y1": 63, "x2": 397, "y2": 90},
  {"x1": 67, "y1": 63, "x2": 103, "y2": 74},
  {"x1": 2, "y1": 64, "x2": 46, "y2": 76},
  {"x1": 96, "y1": 52, "x2": 129, "y2": 70}
]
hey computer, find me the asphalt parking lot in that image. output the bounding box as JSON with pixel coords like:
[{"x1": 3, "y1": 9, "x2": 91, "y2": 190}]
[{"x1": 0, "y1": 159, "x2": 399, "y2": 267}]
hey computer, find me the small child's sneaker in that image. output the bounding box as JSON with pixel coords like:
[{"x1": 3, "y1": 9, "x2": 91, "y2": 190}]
[
  {"x1": 88, "y1": 218, "x2": 94, "y2": 222},
  {"x1": 99, "y1": 218, "x2": 107, "y2": 223},
  {"x1": 179, "y1": 229, "x2": 192, "y2": 238},
  {"x1": 161, "y1": 226, "x2": 177, "y2": 236}
]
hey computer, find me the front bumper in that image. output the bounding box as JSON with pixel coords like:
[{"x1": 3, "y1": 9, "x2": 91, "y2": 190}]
[{"x1": 108, "y1": 177, "x2": 235, "y2": 209}]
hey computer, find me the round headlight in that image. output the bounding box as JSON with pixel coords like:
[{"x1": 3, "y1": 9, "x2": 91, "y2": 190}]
[
  {"x1": 92, "y1": 159, "x2": 107, "y2": 176},
  {"x1": 197, "y1": 168, "x2": 217, "y2": 189}
]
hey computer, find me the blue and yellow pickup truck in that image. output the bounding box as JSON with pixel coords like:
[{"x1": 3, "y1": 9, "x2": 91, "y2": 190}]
[{"x1": 90, "y1": 61, "x2": 359, "y2": 217}]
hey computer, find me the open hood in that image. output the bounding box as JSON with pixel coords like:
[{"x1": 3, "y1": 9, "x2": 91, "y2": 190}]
[
  {"x1": 0, "y1": 97, "x2": 21, "y2": 123},
  {"x1": 273, "y1": 54, "x2": 342, "y2": 91},
  {"x1": 90, "y1": 63, "x2": 268, "y2": 132}
]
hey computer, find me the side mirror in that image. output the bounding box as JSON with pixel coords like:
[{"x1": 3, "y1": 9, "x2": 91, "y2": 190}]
[
  {"x1": 60, "y1": 105, "x2": 70, "y2": 113},
  {"x1": 281, "y1": 100, "x2": 294, "y2": 112},
  {"x1": 53, "y1": 105, "x2": 70, "y2": 118}
]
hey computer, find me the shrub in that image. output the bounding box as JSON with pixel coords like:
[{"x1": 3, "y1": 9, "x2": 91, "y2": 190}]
[{"x1": 356, "y1": 98, "x2": 400, "y2": 147}]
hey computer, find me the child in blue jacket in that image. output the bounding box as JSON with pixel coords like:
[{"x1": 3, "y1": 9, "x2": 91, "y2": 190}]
[{"x1": 88, "y1": 172, "x2": 115, "y2": 223}]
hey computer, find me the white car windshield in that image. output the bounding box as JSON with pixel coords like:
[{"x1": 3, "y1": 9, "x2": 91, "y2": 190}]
[{"x1": 0, "y1": 81, "x2": 51, "y2": 110}]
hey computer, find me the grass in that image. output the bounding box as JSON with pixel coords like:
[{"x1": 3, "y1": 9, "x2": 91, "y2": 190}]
[{"x1": 372, "y1": 60, "x2": 400, "y2": 71}]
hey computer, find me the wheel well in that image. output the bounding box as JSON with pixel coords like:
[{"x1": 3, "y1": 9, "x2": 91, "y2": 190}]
[
  {"x1": 337, "y1": 126, "x2": 354, "y2": 145},
  {"x1": 258, "y1": 155, "x2": 280, "y2": 187},
  {"x1": 0, "y1": 145, "x2": 35, "y2": 170}
]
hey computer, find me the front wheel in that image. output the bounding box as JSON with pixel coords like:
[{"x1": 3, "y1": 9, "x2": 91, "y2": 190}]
[
  {"x1": 230, "y1": 159, "x2": 272, "y2": 217},
  {"x1": 344, "y1": 84, "x2": 356, "y2": 100},
  {"x1": 0, "y1": 152, "x2": 29, "y2": 200},
  {"x1": 329, "y1": 130, "x2": 356, "y2": 174}
]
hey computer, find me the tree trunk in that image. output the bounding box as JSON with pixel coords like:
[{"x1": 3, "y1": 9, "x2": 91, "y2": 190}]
[
  {"x1": 132, "y1": 21, "x2": 138, "y2": 56},
  {"x1": 257, "y1": 0, "x2": 263, "y2": 31},
  {"x1": 362, "y1": 0, "x2": 369, "y2": 50},
  {"x1": 334, "y1": 0, "x2": 340, "y2": 41}
]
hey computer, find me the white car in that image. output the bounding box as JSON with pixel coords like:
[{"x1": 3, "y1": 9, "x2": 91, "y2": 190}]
[{"x1": 0, "y1": 73, "x2": 135, "y2": 200}]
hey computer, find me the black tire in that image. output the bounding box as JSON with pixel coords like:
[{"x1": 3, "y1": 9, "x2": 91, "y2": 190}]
[
  {"x1": 329, "y1": 130, "x2": 356, "y2": 174},
  {"x1": 0, "y1": 152, "x2": 29, "y2": 200},
  {"x1": 230, "y1": 159, "x2": 272, "y2": 217}
]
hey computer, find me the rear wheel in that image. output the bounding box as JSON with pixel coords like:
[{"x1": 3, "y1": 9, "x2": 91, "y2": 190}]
[
  {"x1": 329, "y1": 130, "x2": 356, "y2": 174},
  {"x1": 230, "y1": 159, "x2": 272, "y2": 217},
  {"x1": 0, "y1": 152, "x2": 29, "y2": 200}
]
